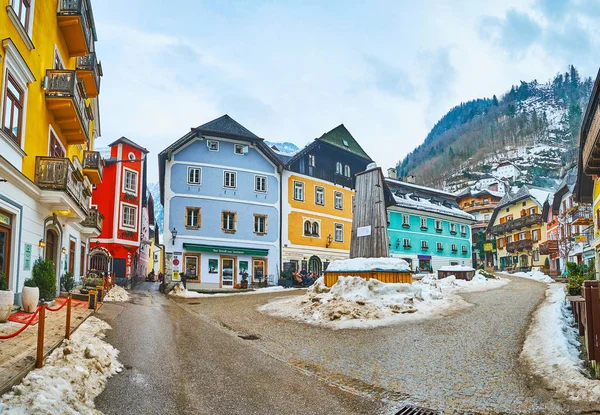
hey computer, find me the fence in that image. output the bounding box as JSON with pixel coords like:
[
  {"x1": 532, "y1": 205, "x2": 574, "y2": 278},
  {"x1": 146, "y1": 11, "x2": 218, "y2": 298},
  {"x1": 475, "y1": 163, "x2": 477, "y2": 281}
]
[{"x1": 568, "y1": 280, "x2": 600, "y2": 377}]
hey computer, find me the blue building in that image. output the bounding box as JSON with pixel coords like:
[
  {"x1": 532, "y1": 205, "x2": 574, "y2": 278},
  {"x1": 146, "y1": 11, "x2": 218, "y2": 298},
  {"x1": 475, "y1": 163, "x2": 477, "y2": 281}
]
[
  {"x1": 385, "y1": 178, "x2": 475, "y2": 272},
  {"x1": 158, "y1": 115, "x2": 284, "y2": 288}
]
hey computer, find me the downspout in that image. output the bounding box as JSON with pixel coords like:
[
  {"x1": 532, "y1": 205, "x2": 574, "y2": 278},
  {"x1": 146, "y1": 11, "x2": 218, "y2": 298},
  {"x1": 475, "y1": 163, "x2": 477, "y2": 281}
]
[{"x1": 279, "y1": 165, "x2": 283, "y2": 283}]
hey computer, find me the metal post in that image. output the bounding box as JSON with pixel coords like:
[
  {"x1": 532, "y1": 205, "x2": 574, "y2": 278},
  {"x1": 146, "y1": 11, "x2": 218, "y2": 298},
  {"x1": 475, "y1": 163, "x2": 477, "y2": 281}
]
[
  {"x1": 36, "y1": 306, "x2": 45, "y2": 368},
  {"x1": 65, "y1": 296, "x2": 72, "y2": 340}
]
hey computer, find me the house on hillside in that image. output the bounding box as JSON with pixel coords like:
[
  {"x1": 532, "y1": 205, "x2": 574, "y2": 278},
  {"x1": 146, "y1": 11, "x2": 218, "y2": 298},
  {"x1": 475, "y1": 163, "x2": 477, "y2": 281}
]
[
  {"x1": 158, "y1": 115, "x2": 283, "y2": 288},
  {"x1": 279, "y1": 125, "x2": 372, "y2": 275},
  {"x1": 492, "y1": 161, "x2": 521, "y2": 182},
  {"x1": 386, "y1": 179, "x2": 475, "y2": 272}
]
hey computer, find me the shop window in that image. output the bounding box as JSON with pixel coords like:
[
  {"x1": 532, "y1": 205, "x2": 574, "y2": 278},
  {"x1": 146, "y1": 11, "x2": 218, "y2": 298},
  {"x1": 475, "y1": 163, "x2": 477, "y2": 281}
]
[{"x1": 184, "y1": 254, "x2": 200, "y2": 282}]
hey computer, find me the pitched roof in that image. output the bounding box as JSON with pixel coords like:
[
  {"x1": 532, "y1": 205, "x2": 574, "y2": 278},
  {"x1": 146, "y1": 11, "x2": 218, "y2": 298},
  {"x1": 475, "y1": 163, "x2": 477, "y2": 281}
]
[
  {"x1": 487, "y1": 185, "x2": 553, "y2": 232},
  {"x1": 194, "y1": 114, "x2": 258, "y2": 139},
  {"x1": 108, "y1": 136, "x2": 149, "y2": 153},
  {"x1": 316, "y1": 124, "x2": 371, "y2": 161}
]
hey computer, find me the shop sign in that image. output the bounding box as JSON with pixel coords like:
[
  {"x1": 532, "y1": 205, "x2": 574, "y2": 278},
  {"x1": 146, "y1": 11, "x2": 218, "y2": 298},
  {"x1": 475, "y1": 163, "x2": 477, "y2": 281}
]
[
  {"x1": 172, "y1": 252, "x2": 182, "y2": 282},
  {"x1": 574, "y1": 235, "x2": 587, "y2": 243},
  {"x1": 483, "y1": 242, "x2": 494, "y2": 252},
  {"x1": 183, "y1": 243, "x2": 268, "y2": 257},
  {"x1": 0, "y1": 213, "x2": 10, "y2": 226},
  {"x1": 23, "y1": 243, "x2": 32, "y2": 271},
  {"x1": 357, "y1": 226, "x2": 371, "y2": 237}
]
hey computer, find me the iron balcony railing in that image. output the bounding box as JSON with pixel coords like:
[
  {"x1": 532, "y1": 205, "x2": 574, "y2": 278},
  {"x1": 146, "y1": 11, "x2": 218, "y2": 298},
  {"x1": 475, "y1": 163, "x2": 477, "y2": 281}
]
[
  {"x1": 35, "y1": 157, "x2": 90, "y2": 214},
  {"x1": 57, "y1": 0, "x2": 94, "y2": 54},
  {"x1": 570, "y1": 205, "x2": 593, "y2": 223},
  {"x1": 81, "y1": 207, "x2": 103, "y2": 232},
  {"x1": 491, "y1": 214, "x2": 543, "y2": 235},
  {"x1": 45, "y1": 70, "x2": 90, "y2": 141},
  {"x1": 506, "y1": 239, "x2": 533, "y2": 253},
  {"x1": 82, "y1": 150, "x2": 103, "y2": 180},
  {"x1": 76, "y1": 52, "x2": 102, "y2": 90}
]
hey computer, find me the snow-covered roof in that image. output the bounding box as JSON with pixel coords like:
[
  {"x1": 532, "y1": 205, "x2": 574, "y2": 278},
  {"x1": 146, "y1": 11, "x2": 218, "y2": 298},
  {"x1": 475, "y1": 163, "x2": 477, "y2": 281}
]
[
  {"x1": 385, "y1": 178, "x2": 456, "y2": 198},
  {"x1": 393, "y1": 194, "x2": 476, "y2": 221},
  {"x1": 326, "y1": 257, "x2": 411, "y2": 272}
]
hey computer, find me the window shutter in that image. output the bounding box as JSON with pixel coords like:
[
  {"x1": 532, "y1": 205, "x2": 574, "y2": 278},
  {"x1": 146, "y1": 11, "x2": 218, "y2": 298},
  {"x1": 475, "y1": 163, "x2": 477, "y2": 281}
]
[
  {"x1": 526, "y1": 230, "x2": 531, "y2": 239},
  {"x1": 514, "y1": 234, "x2": 519, "y2": 241},
  {"x1": 221, "y1": 212, "x2": 225, "y2": 229},
  {"x1": 198, "y1": 208, "x2": 202, "y2": 228}
]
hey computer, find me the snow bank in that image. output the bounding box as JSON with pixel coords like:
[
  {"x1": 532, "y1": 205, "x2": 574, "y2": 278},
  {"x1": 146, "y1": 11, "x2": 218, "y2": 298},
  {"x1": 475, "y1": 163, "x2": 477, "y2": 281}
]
[
  {"x1": 501, "y1": 267, "x2": 554, "y2": 283},
  {"x1": 259, "y1": 273, "x2": 509, "y2": 329},
  {"x1": 326, "y1": 257, "x2": 410, "y2": 272},
  {"x1": 438, "y1": 265, "x2": 475, "y2": 272},
  {"x1": 168, "y1": 283, "x2": 301, "y2": 298},
  {"x1": 521, "y1": 284, "x2": 600, "y2": 401},
  {"x1": 168, "y1": 282, "x2": 203, "y2": 298},
  {"x1": 0, "y1": 316, "x2": 122, "y2": 414},
  {"x1": 103, "y1": 285, "x2": 130, "y2": 302}
]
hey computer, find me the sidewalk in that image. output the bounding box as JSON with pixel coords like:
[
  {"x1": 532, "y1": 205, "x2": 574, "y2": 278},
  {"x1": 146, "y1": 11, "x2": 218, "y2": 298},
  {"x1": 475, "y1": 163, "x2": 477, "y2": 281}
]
[{"x1": 0, "y1": 304, "x2": 94, "y2": 395}]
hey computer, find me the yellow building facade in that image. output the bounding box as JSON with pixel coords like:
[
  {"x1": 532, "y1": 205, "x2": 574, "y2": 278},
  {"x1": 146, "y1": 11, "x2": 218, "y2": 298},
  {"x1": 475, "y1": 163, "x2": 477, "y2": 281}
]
[{"x1": 0, "y1": 0, "x2": 103, "y2": 299}]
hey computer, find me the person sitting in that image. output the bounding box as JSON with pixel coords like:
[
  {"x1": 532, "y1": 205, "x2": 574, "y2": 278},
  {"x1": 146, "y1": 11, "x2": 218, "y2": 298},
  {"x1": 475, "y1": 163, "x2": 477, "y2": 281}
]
[{"x1": 293, "y1": 271, "x2": 303, "y2": 286}]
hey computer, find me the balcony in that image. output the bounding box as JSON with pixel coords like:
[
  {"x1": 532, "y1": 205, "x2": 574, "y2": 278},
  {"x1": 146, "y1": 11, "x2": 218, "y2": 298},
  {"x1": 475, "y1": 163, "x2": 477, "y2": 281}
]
[
  {"x1": 82, "y1": 151, "x2": 103, "y2": 184},
  {"x1": 539, "y1": 240, "x2": 559, "y2": 255},
  {"x1": 45, "y1": 70, "x2": 90, "y2": 145},
  {"x1": 491, "y1": 214, "x2": 543, "y2": 235},
  {"x1": 57, "y1": 0, "x2": 95, "y2": 57},
  {"x1": 506, "y1": 239, "x2": 533, "y2": 253},
  {"x1": 462, "y1": 202, "x2": 497, "y2": 213},
  {"x1": 76, "y1": 53, "x2": 102, "y2": 97},
  {"x1": 81, "y1": 207, "x2": 103, "y2": 233},
  {"x1": 333, "y1": 173, "x2": 353, "y2": 189},
  {"x1": 35, "y1": 157, "x2": 90, "y2": 216},
  {"x1": 570, "y1": 205, "x2": 592, "y2": 225}
]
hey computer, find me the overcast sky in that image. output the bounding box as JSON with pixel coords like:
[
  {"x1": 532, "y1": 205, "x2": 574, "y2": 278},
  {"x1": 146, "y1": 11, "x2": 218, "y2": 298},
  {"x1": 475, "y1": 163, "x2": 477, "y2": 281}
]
[{"x1": 92, "y1": 0, "x2": 600, "y2": 183}]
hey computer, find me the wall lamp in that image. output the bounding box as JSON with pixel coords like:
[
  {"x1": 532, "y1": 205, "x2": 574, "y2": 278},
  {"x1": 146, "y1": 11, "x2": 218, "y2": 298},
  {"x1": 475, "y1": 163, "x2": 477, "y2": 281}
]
[
  {"x1": 61, "y1": 247, "x2": 66, "y2": 255},
  {"x1": 38, "y1": 239, "x2": 45, "y2": 248},
  {"x1": 171, "y1": 227, "x2": 178, "y2": 245},
  {"x1": 395, "y1": 239, "x2": 400, "y2": 249},
  {"x1": 325, "y1": 234, "x2": 333, "y2": 248}
]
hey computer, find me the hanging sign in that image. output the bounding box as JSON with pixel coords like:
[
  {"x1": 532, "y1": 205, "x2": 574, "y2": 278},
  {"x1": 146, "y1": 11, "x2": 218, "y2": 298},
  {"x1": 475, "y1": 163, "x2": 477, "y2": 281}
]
[{"x1": 23, "y1": 243, "x2": 32, "y2": 271}]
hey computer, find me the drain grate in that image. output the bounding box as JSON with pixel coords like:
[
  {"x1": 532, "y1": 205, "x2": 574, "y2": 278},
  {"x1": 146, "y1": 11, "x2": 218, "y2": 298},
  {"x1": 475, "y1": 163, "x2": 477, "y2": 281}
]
[{"x1": 395, "y1": 404, "x2": 442, "y2": 415}]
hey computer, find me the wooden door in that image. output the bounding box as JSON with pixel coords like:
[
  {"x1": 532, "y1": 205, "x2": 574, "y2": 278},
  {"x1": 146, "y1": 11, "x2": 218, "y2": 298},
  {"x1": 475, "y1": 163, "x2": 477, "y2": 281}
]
[
  {"x1": 68, "y1": 240, "x2": 75, "y2": 274},
  {"x1": 45, "y1": 229, "x2": 57, "y2": 265},
  {"x1": 0, "y1": 225, "x2": 10, "y2": 279}
]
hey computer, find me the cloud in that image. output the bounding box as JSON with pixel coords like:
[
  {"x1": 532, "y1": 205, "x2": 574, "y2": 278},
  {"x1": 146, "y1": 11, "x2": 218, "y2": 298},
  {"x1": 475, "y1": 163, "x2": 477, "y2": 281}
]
[
  {"x1": 478, "y1": 9, "x2": 541, "y2": 53},
  {"x1": 363, "y1": 55, "x2": 415, "y2": 98}
]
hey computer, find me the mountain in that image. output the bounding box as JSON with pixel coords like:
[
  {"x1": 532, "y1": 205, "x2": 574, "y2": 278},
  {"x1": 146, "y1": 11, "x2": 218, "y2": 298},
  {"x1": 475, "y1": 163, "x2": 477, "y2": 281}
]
[
  {"x1": 264, "y1": 141, "x2": 300, "y2": 155},
  {"x1": 396, "y1": 65, "x2": 594, "y2": 191},
  {"x1": 147, "y1": 182, "x2": 164, "y2": 235}
]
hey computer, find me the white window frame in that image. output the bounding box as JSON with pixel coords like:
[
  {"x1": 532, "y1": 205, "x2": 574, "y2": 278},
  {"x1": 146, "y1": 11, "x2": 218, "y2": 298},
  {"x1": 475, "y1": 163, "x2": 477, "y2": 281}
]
[
  {"x1": 315, "y1": 186, "x2": 325, "y2": 206},
  {"x1": 462, "y1": 245, "x2": 467, "y2": 253},
  {"x1": 253, "y1": 214, "x2": 267, "y2": 235},
  {"x1": 402, "y1": 214, "x2": 410, "y2": 227},
  {"x1": 451, "y1": 243, "x2": 457, "y2": 252},
  {"x1": 336, "y1": 162, "x2": 342, "y2": 175},
  {"x1": 293, "y1": 181, "x2": 304, "y2": 201},
  {"x1": 450, "y1": 223, "x2": 457, "y2": 233},
  {"x1": 122, "y1": 167, "x2": 138, "y2": 196},
  {"x1": 234, "y1": 144, "x2": 247, "y2": 155},
  {"x1": 207, "y1": 140, "x2": 219, "y2": 151},
  {"x1": 223, "y1": 170, "x2": 237, "y2": 189},
  {"x1": 6, "y1": 0, "x2": 35, "y2": 50},
  {"x1": 435, "y1": 220, "x2": 442, "y2": 231},
  {"x1": 403, "y1": 238, "x2": 410, "y2": 248},
  {"x1": 254, "y1": 175, "x2": 267, "y2": 193},
  {"x1": 308, "y1": 154, "x2": 315, "y2": 167},
  {"x1": 421, "y1": 240, "x2": 428, "y2": 250},
  {"x1": 187, "y1": 167, "x2": 202, "y2": 185},
  {"x1": 334, "y1": 223, "x2": 344, "y2": 242},
  {"x1": 222, "y1": 211, "x2": 236, "y2": 232},
  {"x1": 344, "y1": 165, "x2": 351, "y2": 177},
  {"x1": 460, "y1": 225, "x2": 466, "y2": 235},
  {"x1": 437, "y1": 242, "x2": 443, "y2": 251},
  {"x1": 334, "y1": 191, "x2": 343, "y2": 210},
  {"x1": 120, "y1": 202, "x2": 138, "y2": 231},
  {"x1": 420, "y1": 217, "x2": 427, "y2": 229}
]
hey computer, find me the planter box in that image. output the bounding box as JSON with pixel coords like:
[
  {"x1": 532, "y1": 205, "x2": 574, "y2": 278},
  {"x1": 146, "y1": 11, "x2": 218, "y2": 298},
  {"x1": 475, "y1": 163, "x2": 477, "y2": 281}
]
[
  {"x1": 323, "y1": 270, "x2": 412, "y2": 287},
  {"x1": 278, "y1": 279, "x2": 293, "y2": 288}
]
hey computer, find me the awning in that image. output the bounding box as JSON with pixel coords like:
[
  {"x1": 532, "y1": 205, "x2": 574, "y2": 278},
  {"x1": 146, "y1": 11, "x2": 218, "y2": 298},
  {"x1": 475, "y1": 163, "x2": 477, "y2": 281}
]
[
  {"x1": 417, "y1": 255, "x2": 431, "y2": 260},
  {"x1": 182, "y1": 243, "x2": 269, "y2": 257}
]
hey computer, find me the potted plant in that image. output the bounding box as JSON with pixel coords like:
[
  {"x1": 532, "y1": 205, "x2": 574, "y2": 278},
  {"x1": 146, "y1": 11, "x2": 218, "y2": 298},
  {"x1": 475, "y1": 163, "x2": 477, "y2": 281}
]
[
  {"x1": 566, "y1": 262, "x2": 585, "y2": 296},
  {"x1": 60, "y1": 271, "x2": 75, "y2": 296},
  {"x1": 278, "y1": 270, "x2": 293, "y2": 288},
  {"x1": 0, "y1": 273, "x2": 13, "y2": 323},
  {"x1": 22, "y1": 279, "x2": 39, "y2": 313},
  {"x1": 31, "y1": 258, "x2": 56, "y2": 302},
  {"x1": 240, "y1": 270, "x2": 249, "y2": 289}
]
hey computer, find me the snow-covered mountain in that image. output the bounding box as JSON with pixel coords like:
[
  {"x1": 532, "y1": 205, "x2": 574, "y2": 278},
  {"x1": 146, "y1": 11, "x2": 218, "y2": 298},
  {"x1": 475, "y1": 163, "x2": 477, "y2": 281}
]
[
  {"x1": 264, "y1": 141, "x2": 299, "y2": 155},
  {"x1": 147, "y1": 182, "x2": 164, "y2": 235}
]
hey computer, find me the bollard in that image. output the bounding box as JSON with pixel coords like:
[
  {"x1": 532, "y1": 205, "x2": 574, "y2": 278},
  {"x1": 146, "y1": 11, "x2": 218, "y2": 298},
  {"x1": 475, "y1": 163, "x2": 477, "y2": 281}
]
[
  {"x1": 96, "y1": 285, "x2": 104, "y2": 303},
  {"x1": 65, "y1": 296, "x2": 72, "y2": 340},
  {"x1": 88, "y1": 290, "x2": 96, "y2": 310},
  {"x1": 36, "y1": 306, "x2": 45, "y2": 368}
]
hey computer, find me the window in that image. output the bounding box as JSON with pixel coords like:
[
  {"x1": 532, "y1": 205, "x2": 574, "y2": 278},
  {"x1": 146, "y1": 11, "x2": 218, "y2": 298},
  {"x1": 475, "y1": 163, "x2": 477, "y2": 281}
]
[
  {"x1": 451, "y1": 244, "x2": 457, "y2": 252},
  {"x1": 315, "y1": 187, "x2": 325, "y2": 206},
  {"x1": 304, "y1": 220, "x2": 312, "y2": 236},
  {"x1": 403, "y1": 238, "x2": 410, "y2": 248},
  {"x1": 344, "y1": 165, "x2": 351, "y2": 177},
  {"x1": 123, "y1": 169, "x2": 138, "y2": 194},
  {"x1": 254, "y1": 214, "x2": 267, "y2": 234},
  {"x1": 255, "y1": 175, "x2": 267, "y2": 193},
  {"x1": 122, "y1": 205, "x2": 137, "y2": 229},
  {"x1": 308, "y1": 154, "x2": 315, "y2": 167},
  {"x1": 293, "y1": 181, "x2": 304, "y2": 201},
  {"x1": 533, "y1": 229, "x2": 540, "y2": 241},
  {"x1": 437, "y1": 242, "x2": 443, "y2": 251},
  {"x1": 402, "y1": 214, "x2": 410, "y2": 228},
  {"x1": 533, "y1": 250, "x2": 540, "y2": 262},
  {"x1": 450, "y1": 223, "x2": 457, "y2": 234},
  {"x1": 506, "y1": 235, "x2": 513, "y2": 243},
  {"x1": 2, "y1": 73, "x2": 24, "y2": 143},
  {"x1": 234, "y1": 144, "x2": 247, "y2": 155},
  {"x1": 207, "y1": 140, "x2": 219, "y2": 151},
  {"x1": 483, "y1": 198, "x2": 489, "y2": 204},
  {"x1": 421, "y1": 240, "x2": 428, "y2": 250},
  {"x1": 10, "y1": 0, "x2": 31, "y2": 33},
  {"x1": 188, "y1": 167, "x2": 201, "y2": 184},
  {"x1": 460, "y1": 225, "x2": 467, "y2": 235},
  {"x1": 223, "y1": 171, "x2": 237, "y2": 188},
  {"x1": 80, "y1": 242, "x2": 86, "y2": 277},
  {"x1": 334, "y1": 223, "x2": 344, "y2": 242},
  {"x1": 484, "y1": 214, "x2": 490, "y2": 221},
  {"x1": 185, "y1": 207, "x2": 200, "y2": 228},
  {"x1": 435, "y1": 220, "x2": 442, "y2": 231},
  {"x1": 334, "y1": 191, "x2": 343, "y2": 210},
  {"x1": 529, "y1": 207, "x2": 536, "y2": 215},
  {"x1": 420, "y1": 217, "x2": 427, "y2": 229},
  {"x1": 342, "y1": 139, "x2": 349, "y2": 147},
  {"x1": 312, "y1": 222, "x2": 320, "y2": 237},
  {"x1": 184, "y1": 255, "x2": 200, "y2": 282},
  {"x1": 336, "y1": 162, "x2": 343, "y2": 175},
  {"x1": 462, "y1": 245, "x2": 467, "y2": 253},
  {"x1": 49, "y1": 132, "x2": 65, "y2": 158},
  {"x1": 222, "y1": 211, "x2": 236, "y2": 232}
]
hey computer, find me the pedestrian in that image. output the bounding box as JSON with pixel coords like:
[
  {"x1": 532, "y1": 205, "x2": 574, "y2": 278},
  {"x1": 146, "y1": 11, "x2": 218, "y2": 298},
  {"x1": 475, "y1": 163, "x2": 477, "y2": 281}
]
[{"x1": 181, "y1": 272, "x2": 187, "y2": 289}]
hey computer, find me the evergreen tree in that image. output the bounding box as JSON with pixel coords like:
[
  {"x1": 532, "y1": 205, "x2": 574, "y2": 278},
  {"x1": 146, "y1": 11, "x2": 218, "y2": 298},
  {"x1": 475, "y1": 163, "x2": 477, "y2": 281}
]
[{"x1": 492, "y1": 95, "x2": 499, "y2": 106}]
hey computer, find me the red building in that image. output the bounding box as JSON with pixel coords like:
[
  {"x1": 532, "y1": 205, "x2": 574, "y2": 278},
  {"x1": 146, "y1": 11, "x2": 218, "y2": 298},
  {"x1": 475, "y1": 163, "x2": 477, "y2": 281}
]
[{"x1": 89, "y1": 137, "x2": 148, "y2": 284}]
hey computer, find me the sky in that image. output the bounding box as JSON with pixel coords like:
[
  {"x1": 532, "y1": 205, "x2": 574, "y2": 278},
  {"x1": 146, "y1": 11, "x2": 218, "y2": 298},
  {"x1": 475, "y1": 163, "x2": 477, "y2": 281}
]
[{"x1": 92, "y1": 0, "x2": 600, "y2": 183}]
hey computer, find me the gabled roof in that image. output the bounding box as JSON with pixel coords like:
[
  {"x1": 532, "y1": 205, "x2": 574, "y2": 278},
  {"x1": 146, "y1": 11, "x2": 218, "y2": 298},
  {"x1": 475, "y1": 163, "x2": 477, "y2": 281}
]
[
  {"x1": 194, "y1": 114, "x2": 258, "y2": 139},
  {"x1": 316, "y1": 124, "x2": 371, "y2": 161},
  {"x1": 487, "y1": 185, "x2": 553, "y2": 232},
  {"x1": 551, "y1": 168, "x2": 579, "y2": 213},
  {"x1": 108, "y1": 136, "x2": 149, "y2": 153}
]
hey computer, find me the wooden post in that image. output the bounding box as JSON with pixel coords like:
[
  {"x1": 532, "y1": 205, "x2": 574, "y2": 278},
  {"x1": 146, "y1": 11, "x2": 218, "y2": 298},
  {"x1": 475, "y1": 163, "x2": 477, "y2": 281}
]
[
  {"x1": 36, "y1": 306, "x2": 45, "y2": 368},
  {"x1": 65, "y1": 296, "x2": 72, "y2": 340}
]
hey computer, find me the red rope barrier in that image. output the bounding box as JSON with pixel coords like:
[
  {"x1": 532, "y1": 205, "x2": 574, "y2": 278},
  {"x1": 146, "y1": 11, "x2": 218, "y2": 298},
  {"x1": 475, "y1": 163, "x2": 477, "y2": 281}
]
[
  {"x1": 0, "y1": 305, "x2": 43, "y2": 340},
  {"x1": 45, "y1": 299, "x2": 68, "y2": 312}
]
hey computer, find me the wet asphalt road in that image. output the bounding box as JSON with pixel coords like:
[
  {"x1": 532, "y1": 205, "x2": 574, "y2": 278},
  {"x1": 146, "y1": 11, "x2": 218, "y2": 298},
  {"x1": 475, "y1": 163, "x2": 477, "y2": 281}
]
[{"x1": 94, "y1": 281, "x2": 386, "y2": 415}]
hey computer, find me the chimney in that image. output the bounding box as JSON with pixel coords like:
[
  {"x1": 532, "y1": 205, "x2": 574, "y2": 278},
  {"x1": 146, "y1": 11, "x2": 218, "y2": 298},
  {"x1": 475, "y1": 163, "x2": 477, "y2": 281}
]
[
  {"x1": 387, "y1": 168, "x2": 397, "y2": 179},
  {"x1": 406, "y1": 175, "x2": 416, "y2": 184}
]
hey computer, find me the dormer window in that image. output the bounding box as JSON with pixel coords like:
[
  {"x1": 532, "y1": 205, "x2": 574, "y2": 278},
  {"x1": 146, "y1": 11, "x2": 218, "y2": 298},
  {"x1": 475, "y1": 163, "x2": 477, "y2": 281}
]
[
  {"x1": 207, "y1": 140, "x2": 219, "y2": 151},
  {"x1": 234, "y1": 144, "x2": 248, "y2": 155}
]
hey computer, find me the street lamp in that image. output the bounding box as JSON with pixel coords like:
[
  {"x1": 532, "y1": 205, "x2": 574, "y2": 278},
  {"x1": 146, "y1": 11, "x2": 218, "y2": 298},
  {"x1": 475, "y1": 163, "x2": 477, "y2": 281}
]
[
  {"x1": 325, "y1": 234, "x2": 333, "y2": 248},
  {"x1": 395, "y1": 239, "x2": 400, "y2": 249},
  {"x1": 171, "y1": 227, "x2": 178, "y2": 245}
]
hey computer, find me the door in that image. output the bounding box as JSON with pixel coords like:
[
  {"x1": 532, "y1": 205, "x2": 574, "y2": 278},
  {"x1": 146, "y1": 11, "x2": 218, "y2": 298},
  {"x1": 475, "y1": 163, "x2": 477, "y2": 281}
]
[
  {"x1": 252, "y1": 259, "x2": 267, "y2": 284},
  {"x1": 45, "y1": 229, "x2": 57, "y2": 266},
  {"x1": 0, "y1": 224, "x2": 10, "y2": 282},
  {"x1": 308, "y1": 255, "x2": 321, "y2": 276},
  {"x1": 221, "y1": 257, "x2": 236, "y2": 287},
  {"x1": 184, "y1": 254, "x2": 200, "y2": 282},
  {"x1": 68, "y1": 240, "x2": 75, "y2": 274}
]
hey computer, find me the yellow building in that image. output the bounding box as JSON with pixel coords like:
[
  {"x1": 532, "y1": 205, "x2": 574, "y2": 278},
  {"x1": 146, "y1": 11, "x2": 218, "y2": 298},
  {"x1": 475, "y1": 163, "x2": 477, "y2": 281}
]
[
  {"x1": 280, "y1": 125, "x2": 372, "y2": 274},
  {"x1": 0, "y1": 0, "x2": 103, "y2": 299},
  {"x1": 488, "y1": 186, "x2": 551, "y2": 271}
]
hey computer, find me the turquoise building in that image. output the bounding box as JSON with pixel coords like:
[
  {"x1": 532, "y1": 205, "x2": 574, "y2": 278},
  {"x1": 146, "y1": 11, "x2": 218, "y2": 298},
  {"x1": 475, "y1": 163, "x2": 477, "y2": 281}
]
[{"x1": 385, "y1": 179, "x2": 475, "y2": 272}]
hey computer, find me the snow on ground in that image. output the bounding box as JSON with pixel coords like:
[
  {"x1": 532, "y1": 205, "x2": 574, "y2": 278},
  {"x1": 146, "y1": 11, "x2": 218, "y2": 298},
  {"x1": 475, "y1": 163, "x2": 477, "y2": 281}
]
[
  {"x1": 168, "y1": 283, "x2": 301, "y2": 298},
  {"x1": 500, "y1": 268, "x2": 554, "y2": 283},
  {"x1": 259, "y1": 272, "x2": 509, "y2": 329},
  {"x1": 103, "y1": 285, "x2": 130, "y2": 302},
  {"x1": 326, "y1": 257, "x2": 410, "y2": 272},
  {"x1": 438, "y1": 265, "x2": 474, "y2": 272},
  {"x1": 0, "y1": 316, "x2": 122, "y2": 414},
  {"x1": 521, "y1": 284, "x2": 600, "y2": 402}
]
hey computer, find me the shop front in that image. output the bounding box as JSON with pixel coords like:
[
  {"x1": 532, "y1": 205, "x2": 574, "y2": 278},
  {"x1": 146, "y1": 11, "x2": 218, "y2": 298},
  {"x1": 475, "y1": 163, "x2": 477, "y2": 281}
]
[{"x1": 417, "y1": 255, "x2": 432, "y2": 273}]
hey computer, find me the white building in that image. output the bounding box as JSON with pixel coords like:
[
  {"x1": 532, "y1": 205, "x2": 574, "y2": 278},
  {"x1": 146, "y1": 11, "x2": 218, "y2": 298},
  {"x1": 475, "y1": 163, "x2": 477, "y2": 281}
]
[{"x1": 492, "y1": 161, "x2": 521, "y2": 182}]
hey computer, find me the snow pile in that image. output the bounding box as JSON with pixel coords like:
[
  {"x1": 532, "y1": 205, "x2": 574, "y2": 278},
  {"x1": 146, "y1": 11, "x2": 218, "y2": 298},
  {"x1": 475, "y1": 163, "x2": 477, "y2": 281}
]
[
  {"x1": 502, "y1": 268, "x2": 554, "y2": 283},
  {"x1": 326, "y1": 257, "x2": 410, "y2": 272},
  {"x1": 168, "y1": 283, "x2": 297, "y2": 298},
  {"x1": 521, "y1": 284, "x2": 600, "y2": 401},
  {"x1": 421, "y1": 271, "x2": 510, "y2": 293},
  {"x1": 168, "y1": 282, "x2": 203, "y2": 298},
  {"x1": 438, "y1": 265, "x2": 474, "y2": 272},
  {"x1": 103, "y1": 285, "x2": 130, "y2": 302},
  {"x1": 0, "y1": 316, "x2": 122, "y2": 414}
]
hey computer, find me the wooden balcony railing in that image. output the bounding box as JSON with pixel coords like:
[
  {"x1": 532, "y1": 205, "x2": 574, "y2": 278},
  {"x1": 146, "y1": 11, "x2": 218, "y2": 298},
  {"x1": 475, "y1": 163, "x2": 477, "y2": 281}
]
[
  {"x1": 81, "y1": 207, "x2": 103, "y2": 232},
  {"x1": 76, "y1": 52, "x2": 101, "y2": 97},
  {"x1": 539, "y1": 240, "x2": 559, "y2": 255},
  {"x1": 35, "y1": 157, "x2": 89, "y2": 214},
  {"x1": 462, "y1": 202, "x2": 497, "y2": 213},
  {"x1": 491, "y1": 214, "x2": 543, "y2": 235},
  {"x1": 57, "y1": 0, "x2": 94, "y2": 56},
  {"x1": 506, "y1": 239, "x2": 533, "y2": 253},
  {"x1": 82, "y1": 150, "x2": 103, "y2": 184},
  {"x1": 45, "y1": 70, "x2": 89, "y2": 143}
]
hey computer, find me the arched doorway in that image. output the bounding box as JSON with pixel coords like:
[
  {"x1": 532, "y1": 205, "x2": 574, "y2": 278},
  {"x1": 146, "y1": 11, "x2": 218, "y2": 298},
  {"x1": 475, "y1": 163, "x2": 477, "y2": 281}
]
[
  {"x1": 89, "y1": 247, "x2": 112, "y2": 275},
  {"x1": 45, "y1": 229, "x2": 58, "y2": 266},
  {"x1": 519, "y1": 254, "x2": 528, "y2": 269},
  {"x1": 308, "y1": 255, "x2": 322, "y2": 276}
]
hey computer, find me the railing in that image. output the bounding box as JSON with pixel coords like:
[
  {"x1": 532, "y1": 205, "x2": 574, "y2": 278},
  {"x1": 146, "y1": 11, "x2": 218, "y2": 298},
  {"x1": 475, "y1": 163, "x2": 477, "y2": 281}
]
[
  {"x1": 57, "y1": 0, "x2": 94, "y2": 54},
  {"x1": 570, "y1": 205, "x2": 593, "y2": 223},
  {"x1": 491, "y1": 214, "x2": 543, "y2": 235},
  {"x1": 45, "y1": 70, "x2": 90, "y2": 141},
  {"x1": 81, "y1": 207, "x2": 103, "y2": 232},
  {"x1": 82, "y1": 150, "x2": 103, "y2": 179},
  {"x1": 35, "y1": 157, "x2": 90, "y2": 214},
  {"x1": 462, "y1": 202, "x2": 497, "y2": 213},
  {"x1": 539, "y1": 240, "x2": 559, "y2": 255},
  {"x1": 333, "y1": 173, "x2": 353, "y2": 189},
  {"x1": 506, "y1": 239, "x2": 533, "y2": 253},
  {"x1": 76, "y1": 52, "x2": 101, "y2": 90},
  {"x1": 568, "y1": 281, "x2": 600, "y2": 377}
]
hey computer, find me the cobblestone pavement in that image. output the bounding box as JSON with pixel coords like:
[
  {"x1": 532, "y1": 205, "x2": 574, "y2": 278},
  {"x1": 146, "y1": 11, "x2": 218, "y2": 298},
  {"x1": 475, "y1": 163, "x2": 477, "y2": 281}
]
[{"x1": 175, "y1": 276, "x2": 580, "y2": 414}]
